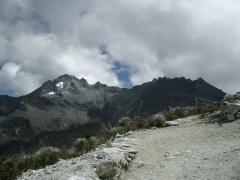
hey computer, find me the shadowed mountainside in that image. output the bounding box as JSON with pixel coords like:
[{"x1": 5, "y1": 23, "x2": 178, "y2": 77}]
[{"x1": 0, "y1": 75, "x2": 225, "y2": 155}]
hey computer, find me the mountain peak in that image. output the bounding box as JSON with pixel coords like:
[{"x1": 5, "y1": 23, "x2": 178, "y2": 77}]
[
  {"x1": 56, "y1": 74, "x2": 76, "y2": 81},
  {"x1": 56, "y1": 74, "x2": 88, "y2": 84},
  {"x1": 195, "y1": 77, "x2": 206, "y2": 82}
]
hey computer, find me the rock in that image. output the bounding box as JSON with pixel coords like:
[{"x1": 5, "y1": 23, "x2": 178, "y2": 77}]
[
  {"x1": 220, "y1": 93, "x2": 240, "y2": 122},
  {"x1": 209, "y1": 111, "x2": 222, "y2": 120},
  {"x1": 68, "y1": 176, "x2": 87, "y2": 180},
  {"x1": 136, "y1": 162, "x2": 145, "y2": 168},
  {"x1": 111, "y1": 143, "x2": 130, "y2": 148},
  {"x1": 234, "y1": 93, "x2": 240, "y2": 100},
  {"x1": 95, "y1": 160, "x2": 120, "y2": 179},
  {"x1": 96, "y1": 154, "x2": 104, "y2": 159},
  {"x1": 236, "y1": 113, "x2": 240, "y2": 119},
  {"x1": 123, "y1": 131, "x2": 133, "y2": 137},
  {"x1": 165, "y1": 121, "x2": 180, "y2": 126},
  {"x1": 128, "y1": 153, "x2": 136, "y2": 160},
  {"x1": 208, "y1": 111, "x2": 223, "y2": 122},
  {"x1": 223, "y1": 94, "x2": 235, "y2": 103},
  {"x1": 115, "y1": 133, "x2": 123, "y2": 138},
  {"x1": 223, "y1": 103, "x2": 240, "y2": 115},
  {"x1": 226, "y1": 114, "x2": 235, "y2": 121}
]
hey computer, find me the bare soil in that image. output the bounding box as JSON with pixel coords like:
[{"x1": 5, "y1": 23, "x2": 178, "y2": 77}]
[{"x1": 120, "y1": 117, "x2": 240, "y2": 180}]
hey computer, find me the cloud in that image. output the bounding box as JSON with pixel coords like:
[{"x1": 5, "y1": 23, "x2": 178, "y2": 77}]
[
  {"x1": 0, "y1": 0, "x2": 240, "y2": 95},
  {"x1": 0, "y1": 62, "x2": 40, "y2": 95}
]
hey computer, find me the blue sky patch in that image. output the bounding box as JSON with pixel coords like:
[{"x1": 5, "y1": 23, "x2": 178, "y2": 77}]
[
  {"x1": 0, "y1": 86, "x2": 15, "y2": 96},
  {"x1": 99, "y1": 46, "x2": 132, "y2": 88},
  {"x1": 113, "y1": 62, "x2": 132, "y2": 88}
]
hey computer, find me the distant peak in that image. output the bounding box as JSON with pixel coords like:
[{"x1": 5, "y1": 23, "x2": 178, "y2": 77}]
[
  {"x1": 79, "y1": 77, "x2": 87, "y2": 82},
  {"x1": 57, "y1": 74, "x2": 75, "y2": 80},
  {"x1": 56, "y1": 74, "x2": 88, "y2": 84},
  {"x1": 195, "y1": 77, "x2": 207, "y2": 83},
  {"x1": 196, "y1": 77, "x2": 205, "y2": 81},
  {"x1": 94, "y1": 81, "x2": 107, "y2": 88}
]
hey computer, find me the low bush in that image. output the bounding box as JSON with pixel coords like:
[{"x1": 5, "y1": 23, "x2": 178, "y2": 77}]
[
  {"x1": 0, "y1": 158, "x2": 19, "y2": 180},
  {"x1": 134, "y1": 118, "x2": 149, "y2": 129},
  {"x1": 74, "y1": 136, "x2": 100, "y2": 153},
  {"x1": 74, "y1": 138, "x2": 88, "y2": 153},
  {"x1": 85, "y1": 137, "x2": 99, "y2": 152},
  {"x1": 0, "y1": 147, "x2": 63, "y2": 180},
  {"x1": 18, "y1": 147, "x2": 60, "y2": 171},
  {"x1": 165, "y1": 107, "x2": 186, "y2": 121},
  {"x1": 198, "y1": 103, "x2": 221, "y2": 114},
  {"x1": 105, "y1": 127, "x2": 125, "y2": 139},
  {"x1": 152, "y1": 114, "x2": 166, "y2": 127},
  {"x1": 186, "y1": 102, "x2": 222, "y2": 116},
  {"x1": 118, "y1": 117, "x2": 131, "y2": 127}
]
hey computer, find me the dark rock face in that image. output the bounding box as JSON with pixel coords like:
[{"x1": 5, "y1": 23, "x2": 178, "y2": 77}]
[
  {"x1": 103, "y1": 77, "x2": 225, "y2": 121},
  {"x1": 0, "y1": 75, "x2": 225, "y2": 155}
]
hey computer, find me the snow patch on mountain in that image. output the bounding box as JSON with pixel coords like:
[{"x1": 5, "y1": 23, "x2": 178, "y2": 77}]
[
  {"x1": 47, "y1": 92, "x2": 55, "y2": 95},
  {"x1": 56, "y1": 82, "x2": 64, "y2": 89}
]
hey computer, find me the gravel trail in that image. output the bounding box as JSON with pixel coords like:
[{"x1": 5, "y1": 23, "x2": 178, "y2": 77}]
[{"x1": 120, "y1": 117, "x2": 240, "y2": 180}]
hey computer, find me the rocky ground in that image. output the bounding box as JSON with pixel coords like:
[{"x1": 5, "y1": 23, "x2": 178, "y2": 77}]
[
  {"x1": 120, "y1": 116, "x2": 240, "y2": 180},
  {"x1": 18, "y1": 134, "x2": 138, "y2": 180}
]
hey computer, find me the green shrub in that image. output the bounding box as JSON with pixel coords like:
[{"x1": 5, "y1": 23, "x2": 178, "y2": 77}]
[
  {"x1": 19, "y1": 147, "x2": 60, "y2": 170},
  {"x1": 135, "y1": 118, "x2": 149, "y2": 129},
  {"x1": 106, "y1": 127, "x2": 124, "y2": 139},
  {"x1": 58, "y1": 149, "x2": 76, "y2": 159},
  {"x1": 198, "y1": 103, "x2": 221, "y2": 114},
  {"x1": 74, "y1": 138, "x2": 88, "y2": 153},
  {"x1": 124, "y1": 121, "x2": 137, "y2": 131},
  {"x1": 174, "y1": 107, "x2": 186, "y2": 118},
  {"x1": 1, "y1": 147, "x2": 62, "y2": 180},
  {"x1": 153, "y1": 114, "x2": 166, "y2": 127},
  {"x1": 86, "y1": 137, "x2": 99, "y2": 151},
  {"x1": 0, "y1": 158, "x2": 19, "y2": 180},
  {"x1": 118, "y1": 117, "x2": 130, "y2": 127},
  {"x1": 165, "y1": 107, "x2": 185, "y2": 121}
]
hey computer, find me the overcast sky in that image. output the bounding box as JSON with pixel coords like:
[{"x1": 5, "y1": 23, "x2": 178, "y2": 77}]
[{"x1": 0, "y1": 0, "x2": 240, "y2": 96}]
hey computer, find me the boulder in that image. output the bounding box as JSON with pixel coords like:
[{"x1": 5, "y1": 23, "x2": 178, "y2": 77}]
[
  {"x1": 165, "y1": 121, "x2": 180, "y2": 126},
  {"x1": 208, "y1": 92, "x2": 240, "y2": 123},
  {"x1": 208, "y1": 111, "x2": 223, "y2": 122},
  {"x1": 223, "y1": 103, "x2": 240, "y2": 115},
  {"x1": 95, "y1": 160, "x2": 120, "y2": 179},
  {"x1": 226, "y1": 114, "x2": 235, "y2": 121},
  {"x1": 236, "y1": 113, "x2": 240, "y2": 119},
  {"x1": 235, "y1": 92, "x2": 240, "y2": 100},
  {"x1": 209, "y1": 111, "x2": 223, "y2": 120},
  {"x1": 223, "y1": 94, "x2": 235, "y2": 103}
]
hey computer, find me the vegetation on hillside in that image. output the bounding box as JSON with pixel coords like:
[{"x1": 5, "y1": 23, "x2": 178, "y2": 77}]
[{"x1": 0, "y1": 102, "x2": 222, "y2": 180}]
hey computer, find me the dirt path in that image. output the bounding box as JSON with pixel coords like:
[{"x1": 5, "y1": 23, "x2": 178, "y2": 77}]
[{"x1": 120, "y1": 117, "x2": 240, "y2": 180}]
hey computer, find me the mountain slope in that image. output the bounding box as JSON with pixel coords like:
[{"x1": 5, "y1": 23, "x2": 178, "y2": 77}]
[
  {"x1": 103, "y1": 77, "x2": 225, "y2": 121},
  {"x1": 0, "y1": 75, "x2": 225, "y2": 155}
]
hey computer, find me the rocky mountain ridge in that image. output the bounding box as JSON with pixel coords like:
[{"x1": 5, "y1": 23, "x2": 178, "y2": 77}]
[{"x1": 0, "y1": 75, "x2": 225, "y2": 155}]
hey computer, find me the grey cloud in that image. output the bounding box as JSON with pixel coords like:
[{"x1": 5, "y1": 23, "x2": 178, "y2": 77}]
[{"x1": 0, "y1": 0, "x2": 239, "y2": 95}]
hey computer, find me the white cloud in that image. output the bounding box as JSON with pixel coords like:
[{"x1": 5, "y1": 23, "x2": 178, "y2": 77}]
[
  {"x1": 0, "y1": 0, "x2": 240, "y2": 95},
  {"x1": 0, "y1": 62, "x2": 41, "y2": 95}
]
